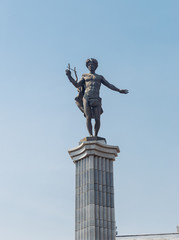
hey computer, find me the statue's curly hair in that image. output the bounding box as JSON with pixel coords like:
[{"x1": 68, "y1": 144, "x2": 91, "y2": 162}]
[{"x1": 86, "y1": 58, "x2": 98, "y2": 69}]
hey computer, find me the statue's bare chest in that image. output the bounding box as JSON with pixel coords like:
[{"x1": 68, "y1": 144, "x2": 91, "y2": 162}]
[{"x1": 84, "y1": 74, "x2": 101, "y2": 89}]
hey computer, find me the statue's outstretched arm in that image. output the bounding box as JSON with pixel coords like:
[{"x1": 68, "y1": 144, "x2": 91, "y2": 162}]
[
  {"x1": 101, "y1": 76, "x2": 129, "y2": 94},
  {"x1": 66, "y1": 70, "x2": 84, "y2": 88}
]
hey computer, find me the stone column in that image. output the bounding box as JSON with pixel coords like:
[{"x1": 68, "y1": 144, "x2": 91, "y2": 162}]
[{"x1": 68, "y1": 137, "x2": 120, "y2": 240}]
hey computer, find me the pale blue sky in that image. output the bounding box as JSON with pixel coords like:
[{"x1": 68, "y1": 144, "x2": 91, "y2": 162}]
[{"x1": 0, "y1": 0, "x2": 179, "y2": 239}]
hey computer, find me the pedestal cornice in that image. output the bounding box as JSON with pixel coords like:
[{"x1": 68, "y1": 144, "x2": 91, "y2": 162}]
[{"x1": 68, "y1": 139, "x2": 120, "y2": 162}]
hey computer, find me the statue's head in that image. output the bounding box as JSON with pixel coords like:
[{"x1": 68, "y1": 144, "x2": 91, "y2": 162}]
[{"x1": 86, "y1": 58, "x2": 98, "y2": 71}]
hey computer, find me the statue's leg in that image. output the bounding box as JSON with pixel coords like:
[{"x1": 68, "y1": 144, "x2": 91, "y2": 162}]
[
  {"x1": 83, "y1": 98, "x2": 93, "y2": 136},
  {"x1": 93, "y1": 106, "x2": 101, "y2": 136}
]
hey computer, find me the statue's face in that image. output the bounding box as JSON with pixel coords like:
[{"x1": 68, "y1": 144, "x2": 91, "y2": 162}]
[{"x1": 87, "y1": 62, "x2": 97, "y2": 72}]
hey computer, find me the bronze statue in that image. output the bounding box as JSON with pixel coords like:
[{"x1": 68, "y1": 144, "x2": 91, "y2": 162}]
[{"x1": 66, "y1": 58, "x2": 128, "y2": 136}]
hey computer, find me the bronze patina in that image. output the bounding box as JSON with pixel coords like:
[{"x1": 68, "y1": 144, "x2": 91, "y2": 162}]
[{"x1": 66, "y1": 58, "x2": 128, "y2": 136}]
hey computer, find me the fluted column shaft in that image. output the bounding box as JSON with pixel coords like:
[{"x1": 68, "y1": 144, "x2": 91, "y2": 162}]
[{"x1": 69, "y1": 138, "x2": 119, "y2": 240}]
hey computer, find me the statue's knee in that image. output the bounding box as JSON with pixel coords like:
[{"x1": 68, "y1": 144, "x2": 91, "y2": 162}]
[{"x1": 95, "y1": 117, "x2": 100, "y2": 123}]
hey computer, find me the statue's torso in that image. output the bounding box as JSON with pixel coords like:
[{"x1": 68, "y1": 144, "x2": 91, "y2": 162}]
[{"x1": 82, "y1": 73, "x2": 102, "y2": 99}]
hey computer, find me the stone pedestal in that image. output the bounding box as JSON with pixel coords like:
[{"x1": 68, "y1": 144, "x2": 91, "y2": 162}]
[{"x1": 68, "y1": 137, "x2": 120, "y2": 240}]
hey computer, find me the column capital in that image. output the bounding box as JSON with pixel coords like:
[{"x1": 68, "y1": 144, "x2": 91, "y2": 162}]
[{"x1": 68, "y1": 138, "x2": 120, "y2": 162}]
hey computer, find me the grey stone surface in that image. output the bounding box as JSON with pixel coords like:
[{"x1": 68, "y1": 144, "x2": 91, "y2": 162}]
[
  {"x1": 117, "y1": 233, "x2": 179, "y2": 240},
  {"x1": 69, "y1": 139, "x2": 119, "y2": 240}
]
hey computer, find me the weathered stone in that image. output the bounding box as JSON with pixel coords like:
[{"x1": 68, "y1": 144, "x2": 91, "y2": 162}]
[{"x1": 69, "y1": 139, "x2": 119, "y2": 240}]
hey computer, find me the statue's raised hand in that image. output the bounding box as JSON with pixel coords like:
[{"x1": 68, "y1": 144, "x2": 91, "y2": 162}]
[
  {"x1": 119, "y1": 89, "x2": 129, "y2": 94},
  {"x1": 66, "y1": 69, "x2": 71, "y2": 77}
]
